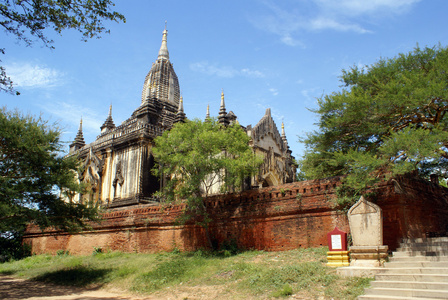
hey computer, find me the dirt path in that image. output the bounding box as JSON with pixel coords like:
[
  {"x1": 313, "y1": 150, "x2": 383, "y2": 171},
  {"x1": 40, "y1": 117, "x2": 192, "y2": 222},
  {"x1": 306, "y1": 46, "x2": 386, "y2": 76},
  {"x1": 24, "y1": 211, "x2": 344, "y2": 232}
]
[
  {"x1": 0, "y1": 275, "x2": 153, "y2": 300},
  {"x1": 0, "y1": 275, "x2": 237, "y2": 300}
]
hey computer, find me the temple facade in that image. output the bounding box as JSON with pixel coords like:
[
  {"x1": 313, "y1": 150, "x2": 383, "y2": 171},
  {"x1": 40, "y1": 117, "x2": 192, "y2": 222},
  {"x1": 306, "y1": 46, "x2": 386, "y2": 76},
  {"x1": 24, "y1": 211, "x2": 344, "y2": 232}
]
[{"x1": 68, "y1": 28, "x2": 296, "y2": 208}]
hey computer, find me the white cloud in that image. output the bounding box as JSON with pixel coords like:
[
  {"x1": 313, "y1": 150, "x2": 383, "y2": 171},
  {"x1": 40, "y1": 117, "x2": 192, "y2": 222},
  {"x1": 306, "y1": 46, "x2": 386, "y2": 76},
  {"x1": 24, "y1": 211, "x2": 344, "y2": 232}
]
[
  {"x1": 309, "y1": 17, "x2": 370, "y2": 33},
  {"x1": 269, "y1": 88, "x2": 279, "y2": 96},
  {"x1": 190, "y1": 62, "x2": 265, "y2": 78},
  {"x1": 241, "y1": 68, "x2": 264, "y2": 78},
  {"x1": 315, "y1": 0, "x2": 420, "y2": 16},
  {"x1": 39, "y1": 101, "x2": 102, "y2": 135},
  {"x1": 6, "y1": 62, "x2": 65, "y2": 88},
  {"x1": 280, "y1": 34, "x2": 305, "y2": 47},
  {"x1": 250, "y1": 0, "x2": 421, "y2": 46}
]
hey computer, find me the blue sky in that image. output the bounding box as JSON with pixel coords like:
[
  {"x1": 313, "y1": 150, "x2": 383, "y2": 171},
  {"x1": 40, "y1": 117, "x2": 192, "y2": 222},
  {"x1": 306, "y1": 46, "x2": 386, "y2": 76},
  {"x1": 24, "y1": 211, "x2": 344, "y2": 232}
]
[{"x1": 2, "y1": 0, "x2": 448, "y2": 163}]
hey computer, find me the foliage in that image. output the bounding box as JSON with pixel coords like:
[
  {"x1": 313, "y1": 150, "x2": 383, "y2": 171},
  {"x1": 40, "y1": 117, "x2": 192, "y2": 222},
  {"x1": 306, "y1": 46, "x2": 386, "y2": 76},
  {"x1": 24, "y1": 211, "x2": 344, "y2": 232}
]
[
  {"x1": 0, "y1": 108, "x2": 100, "y2": 239},
  {"x1": 56, "y1": 249, "x2": 69, "y2": 256},
  {"x1": 0, "y1": 248, "x2": 371, "y2": 299},
  {"x1": 272, "y1": 284, "x2": 293, "y2": 297},
  {"x1": 299, "y1": 45, "x2": 448, "y2": 203},
  {"x1": 0, "y1": 230, "x2": 30, "y2": 262},
  {"x1": 152, "y1": 118, "x2": 262, "y2": 246},
  {"x1": 0, "y1": 0, "x2": 125, "y2": 94},
  {"x1": 92, "y1": 246, "x2": 103, "y2": 255}
]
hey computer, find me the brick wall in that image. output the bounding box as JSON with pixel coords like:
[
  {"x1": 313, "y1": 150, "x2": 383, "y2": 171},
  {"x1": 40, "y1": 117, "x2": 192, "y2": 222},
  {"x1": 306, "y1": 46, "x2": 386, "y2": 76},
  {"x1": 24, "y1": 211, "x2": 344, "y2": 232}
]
[{"x1": 23, "y1": 174, "x2": 448, "y2": 255}]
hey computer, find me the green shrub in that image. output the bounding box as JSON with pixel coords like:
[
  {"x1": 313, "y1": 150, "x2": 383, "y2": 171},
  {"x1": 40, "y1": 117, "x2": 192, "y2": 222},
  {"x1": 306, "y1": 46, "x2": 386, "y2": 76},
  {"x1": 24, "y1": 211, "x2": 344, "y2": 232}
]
[
  {"x1": 92, "y1": 246, "x2": 103, "y2": 255},
  {"x1": 272, "y1": 284, "x2": 293, "y2": 297},
  {"x1": 56, "y1": 250, "x2": 69, "y2": 256}
]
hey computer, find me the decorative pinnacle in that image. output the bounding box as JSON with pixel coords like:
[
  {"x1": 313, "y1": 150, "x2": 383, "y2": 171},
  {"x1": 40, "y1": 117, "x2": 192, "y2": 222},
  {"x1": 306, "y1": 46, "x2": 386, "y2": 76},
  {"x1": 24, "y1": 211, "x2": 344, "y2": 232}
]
[
  {"x1": 219, "y1": 89, "x2": 229, "y2": 126},
  {"x1": 101, "y1": 104, "x2": 115, "y2": 132},
  {"x1": 206, "y1": 103, "x2": 210, "y2": 120},
  {"x1": 220, "y1": 89, "x2": 226, "y2": 111},
  {"x1": 74, "y1": 117, "x2": 85, "y2": 145},
  {"x1": 158, "y1": 23, "x2": 169, "y2": 60},
  {"x1": 175, "y1": 95, "x2": 186, "y2": 123},
  {"x1": 178, "y1": 95, "x2": 184, "y2": 113}
]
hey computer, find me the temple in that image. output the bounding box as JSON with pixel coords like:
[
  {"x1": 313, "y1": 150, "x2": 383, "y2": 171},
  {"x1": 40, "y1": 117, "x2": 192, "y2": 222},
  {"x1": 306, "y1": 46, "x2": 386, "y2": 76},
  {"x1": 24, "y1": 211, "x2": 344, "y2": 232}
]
[{"x1": 68, "y1": 27, "x2": 296, "y2": 208}]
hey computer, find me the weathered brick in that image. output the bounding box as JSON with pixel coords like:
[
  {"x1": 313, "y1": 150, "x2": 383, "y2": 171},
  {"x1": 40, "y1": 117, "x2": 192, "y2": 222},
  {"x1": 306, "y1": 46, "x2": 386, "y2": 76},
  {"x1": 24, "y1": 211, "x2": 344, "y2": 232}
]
[{"x1": 23, "y1": 174, "x2": 448, "y2": 255}]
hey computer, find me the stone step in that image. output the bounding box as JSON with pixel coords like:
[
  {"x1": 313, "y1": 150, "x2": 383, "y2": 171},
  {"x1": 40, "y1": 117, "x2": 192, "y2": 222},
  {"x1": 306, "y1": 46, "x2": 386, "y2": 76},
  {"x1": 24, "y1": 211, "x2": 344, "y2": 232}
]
[
  {"x1": 359, "y1": 294, "x2": 448, "y2": 300},
  {"x1": 370, "y1": 280, "x2": 448, "y2": 290},
  {"x1": 389, "y1": 256, "x2": 448, "y2": 262},
  {"x1": 363, "y1": 287, "x2": 448, "y2": 299},
  {"x1": 400, "y1": 238, "x2": 448, "y2": 246},
  {"x1": 397, "y1": 245, "x2": 448, "y2": 252},
  {"x1": 392, "y1": 250, "x2": 448, "y2": 257},
  {"x1": 377, "y1": 267, "x2": 448, "y2": 275},
  {"x1": 401, "y1": 237, "x2": 448, "y2": 244},
  {"x1": 356, "y1": 238, "x2": 448, "y2": 299},
  {"x1": 384, "y1": 261, "x2": 448, "y2": 268},
  {"x1": 375, "y1": 273, "x2": 448, "y2": 283}
]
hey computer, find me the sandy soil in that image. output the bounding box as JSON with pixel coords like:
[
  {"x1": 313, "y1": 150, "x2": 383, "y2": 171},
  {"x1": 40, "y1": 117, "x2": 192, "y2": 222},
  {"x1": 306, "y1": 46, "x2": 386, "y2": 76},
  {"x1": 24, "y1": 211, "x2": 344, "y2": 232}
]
[
  {"x1": 0, "y1": 275, "x2": 244, "y2": 300},
  {"x1": 0, "y1": 275, "x2": 317, "y2": 300},
  {"x1": 0, "y1": 275, "x2": 152, "y2": 300}
]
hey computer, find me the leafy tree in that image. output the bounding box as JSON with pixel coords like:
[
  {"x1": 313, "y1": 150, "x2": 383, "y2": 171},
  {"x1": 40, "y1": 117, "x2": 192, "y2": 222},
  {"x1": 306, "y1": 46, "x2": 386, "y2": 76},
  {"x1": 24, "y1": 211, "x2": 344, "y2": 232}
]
[
  {"x1": 299, "y1": 45, "x2": 448, "y2": 205},
  {"x1": 0, "y1": 0, "x2": 125, "y2": 94},
  {"x1": 0, "y1": 229, "x2": 30, "y2": 261},
  {"x1": 0, "y1": 108, "x2": 99, "y2": 242},
  {"x1": 152, "y1": 118, "x2": 262, "y2": 248}
]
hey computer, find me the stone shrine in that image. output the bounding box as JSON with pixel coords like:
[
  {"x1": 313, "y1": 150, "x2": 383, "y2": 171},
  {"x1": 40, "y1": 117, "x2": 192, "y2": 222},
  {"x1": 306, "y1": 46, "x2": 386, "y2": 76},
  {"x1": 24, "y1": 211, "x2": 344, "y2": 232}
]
[
  {"x1": 67, "y1": 27, "x2": 296, "y2": 208},
  {"x1": 347, "y1": 196, "x2": 388, "y2": 267}
]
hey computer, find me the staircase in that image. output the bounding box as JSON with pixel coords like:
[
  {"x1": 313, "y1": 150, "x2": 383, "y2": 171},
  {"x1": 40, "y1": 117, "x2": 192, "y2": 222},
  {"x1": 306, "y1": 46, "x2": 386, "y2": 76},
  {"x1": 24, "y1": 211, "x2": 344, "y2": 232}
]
[{"x1": 358, "y1": 237, "x2": 448, "y2": 300}]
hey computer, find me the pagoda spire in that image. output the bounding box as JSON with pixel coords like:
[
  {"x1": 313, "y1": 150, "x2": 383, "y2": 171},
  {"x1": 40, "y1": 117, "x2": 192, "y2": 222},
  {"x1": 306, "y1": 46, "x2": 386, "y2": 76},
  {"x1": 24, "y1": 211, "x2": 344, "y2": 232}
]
[
  {"x1": 100, "y1": 104, "x2": 116, "y2": 133},
  {"x1": 281, "y1": 121, "x2": 287, "y2": 143},
  {"x1": 158, "y1": 21, "x2": 169, "y2": 60},
  {"x1": 175, "y1": 95, "x2": 186, "y2": 123},
  {"x1": 218, "y1": 89, "x2": 229, "y2": 126},
  {"x1": 69, "y1": 118, "x2": 86, "y2": 152},
  {"x1": 205, "y1": 103, "x2": 210, "y2": 122},
  {"x1": 75, "y1": 118, "x2": 85, "y2": 144},
  {"x1": 281, "y1": 121, "x2": 291, "y2": 154}
]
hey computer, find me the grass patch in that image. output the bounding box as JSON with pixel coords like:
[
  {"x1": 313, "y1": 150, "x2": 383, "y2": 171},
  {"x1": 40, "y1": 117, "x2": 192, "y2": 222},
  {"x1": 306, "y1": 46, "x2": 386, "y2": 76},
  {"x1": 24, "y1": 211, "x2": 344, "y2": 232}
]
[
  {"x1": 0, "y1": 247, "x2": 372, "y2": 299},
  {"x1": 272, "y1": 284, "x2": 293, "y2": 297}
]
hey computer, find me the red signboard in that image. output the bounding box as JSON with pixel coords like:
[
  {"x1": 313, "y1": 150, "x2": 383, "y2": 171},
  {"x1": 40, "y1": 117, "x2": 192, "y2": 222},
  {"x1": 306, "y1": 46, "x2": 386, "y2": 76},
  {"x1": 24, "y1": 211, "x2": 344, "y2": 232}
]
[{"x1": 327, "y1": 227, "x2": 347, "y2": 251}]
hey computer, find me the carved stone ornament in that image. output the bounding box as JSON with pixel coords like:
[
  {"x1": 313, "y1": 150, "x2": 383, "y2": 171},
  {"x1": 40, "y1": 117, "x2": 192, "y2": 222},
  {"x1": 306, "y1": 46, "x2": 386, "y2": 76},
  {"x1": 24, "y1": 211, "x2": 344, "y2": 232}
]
[
  {"x1": 82, "y1": 147, "x2": 103, "y2": 188},
  {"x1": 114, "y1": 160, "x2": 125, "y2": 186}
]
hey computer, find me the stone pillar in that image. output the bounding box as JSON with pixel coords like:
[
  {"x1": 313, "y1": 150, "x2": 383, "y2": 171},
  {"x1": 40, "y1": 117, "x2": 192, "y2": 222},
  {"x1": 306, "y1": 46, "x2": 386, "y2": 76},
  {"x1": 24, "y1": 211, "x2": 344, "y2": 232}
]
[{"x1": 347, "y1": 196, "x2": 388, "y2": 267}]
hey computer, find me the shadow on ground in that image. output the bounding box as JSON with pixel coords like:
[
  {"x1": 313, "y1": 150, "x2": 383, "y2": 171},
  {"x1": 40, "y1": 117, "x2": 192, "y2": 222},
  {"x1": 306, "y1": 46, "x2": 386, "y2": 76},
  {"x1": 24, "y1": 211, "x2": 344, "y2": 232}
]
[
  {"x1": 33, "y1": 266, "x2": 112, "y2": 287},
  {"x1": 0, "y1": 275, "x2": 134, "y2": 300}
]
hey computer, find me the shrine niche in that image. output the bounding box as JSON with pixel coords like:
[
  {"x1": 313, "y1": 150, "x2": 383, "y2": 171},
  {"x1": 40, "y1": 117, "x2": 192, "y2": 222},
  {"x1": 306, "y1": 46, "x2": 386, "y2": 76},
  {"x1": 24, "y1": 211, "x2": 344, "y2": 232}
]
[{"x1": 113, "y1": 160, "x2": 125, "y2": 199}]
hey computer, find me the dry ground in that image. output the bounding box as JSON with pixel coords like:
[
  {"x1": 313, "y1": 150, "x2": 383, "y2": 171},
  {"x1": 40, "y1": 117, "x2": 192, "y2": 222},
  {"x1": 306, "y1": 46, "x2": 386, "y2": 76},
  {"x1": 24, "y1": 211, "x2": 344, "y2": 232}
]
[
  {"x1": 0, "y1": 275, "x2": 149, "y2": 300},
  {"x1": 0, "y1": 275, "x2": 326, "y2": 300}
]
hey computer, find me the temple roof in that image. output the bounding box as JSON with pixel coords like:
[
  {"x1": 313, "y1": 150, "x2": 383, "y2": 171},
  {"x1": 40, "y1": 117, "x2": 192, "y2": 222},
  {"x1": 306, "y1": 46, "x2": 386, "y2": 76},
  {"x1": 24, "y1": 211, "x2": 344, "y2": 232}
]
[
  {"x1": 140, "y1": 27, "x2": 180, "y2": 107},
  {"x1": 251, "y1": 108, "x2": 286, "y2": 153}
]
